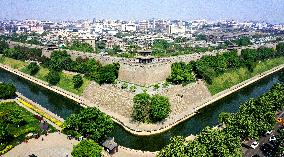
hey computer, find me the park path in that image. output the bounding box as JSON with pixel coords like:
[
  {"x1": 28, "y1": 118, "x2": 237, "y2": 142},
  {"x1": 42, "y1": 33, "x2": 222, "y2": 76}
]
[{"x1": 3, "y1": 132, "x2": 79, "y2": 157}]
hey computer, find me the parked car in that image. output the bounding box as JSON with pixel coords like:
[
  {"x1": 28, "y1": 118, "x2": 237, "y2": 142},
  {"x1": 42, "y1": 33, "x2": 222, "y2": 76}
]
[
  {"x1": 250, "y1": 141, "x2": 259, "y2": 149},
  {"x1": 269, "y1": 135, "x2": 277, "y2": 142},
  {"x1": 266, "y1": 130, "x2": 273, "y2": 135}
]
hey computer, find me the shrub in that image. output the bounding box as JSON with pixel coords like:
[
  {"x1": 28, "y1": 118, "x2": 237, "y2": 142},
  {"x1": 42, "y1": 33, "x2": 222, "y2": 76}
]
[
  {"x1": 46, "y1": 70, "x2": 60, "y2": 85},
  {"x1": 132, "y1": 93, "x2": 171, "y2": 123},
  {"x1": 121, "y1": 83, "x2": 128, "y2": 89},
  {"x1": 150, "y1": 95, "x2": 171, "y2": 122},
  {"x1": 163, "y1": 81, "x2": 169, "y2": 88},
  {"x1": 94, "y1": 63, "x2": 120, "y2": 85},
  {"x1": 27, "y1": 62, "x2": 39, "y2": 75},
  {"x1": 72, "y1": 74, "x2": 83, "y2": 89},
  {"x1": 153, "y1": 84, "x2": 160, "y2": 90},
  {"x1": 72, "y1": 140, "x2": 102, "y2": 157},
  {"x1": 132, "y1": 93, "x2": 151, "y2": 123},
  {"x1": 0, "y1": 83, "x2": 16, "y2": 99},
  {"x1": 130, "y1": 85, "x2": 136, "y2": 92}
]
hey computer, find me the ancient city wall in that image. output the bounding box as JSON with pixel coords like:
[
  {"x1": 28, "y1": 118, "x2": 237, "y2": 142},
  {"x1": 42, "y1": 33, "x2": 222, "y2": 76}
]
[{"x1": 118, "y1": 62, "x2": 171, "y2": 86}]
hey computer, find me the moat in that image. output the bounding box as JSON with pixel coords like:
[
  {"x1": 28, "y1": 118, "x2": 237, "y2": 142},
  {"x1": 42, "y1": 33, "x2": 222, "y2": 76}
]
[{"x1": 0, "y1": 68, "x2": 283, "y2": 151}]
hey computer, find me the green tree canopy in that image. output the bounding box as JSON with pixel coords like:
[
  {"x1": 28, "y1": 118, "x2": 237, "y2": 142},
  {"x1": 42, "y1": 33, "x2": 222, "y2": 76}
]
[
  {"x1": 0, "y1": 40, "x2": 8, "y2": 54},
  {"x1": 67, "y1": 41, "x2": 94, "y2": 53},
  {"x1": 27, "y1": 62, "x2": 40, "y2": 75},
  {"x1": 63, "y1": 107, "x2": 114, "y2": 142},
  {"x1": 46, "y1": 70, "x2": 60, "y2": 85},
  {"x1": 150, "y1": 95, "x2": 171, "y2": 122},
  {"x1": 0, "y1": 83, "x2": 16, "y2": 99},
  {"x1": 48, "y1": 50, "x2": 72, "y2": 71},
  {"x1": 71, "y1": 140, "x2": 102, "y2": 157},
  {"x1": 72, "y1": 74, "x2": 83, "y2": 89},
  {"x1": 167, "y1": 62, "x2": 195, "y2": 85},
  {"x1": 132, "y1": 93, "x2": 171, "y2": 123}
]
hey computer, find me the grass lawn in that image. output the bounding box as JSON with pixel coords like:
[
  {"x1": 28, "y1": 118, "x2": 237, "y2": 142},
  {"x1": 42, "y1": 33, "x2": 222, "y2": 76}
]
[
  {"x1": 208, "y1": 57, "x2": 284, "y2": 95},
  {"x1": 0, "y1": 57, "x2": 27, "y2": 69},
  {"x1": 57, "y1": 73, "x2": 90, "y2": 95},
  {"x1": 0, "y1": 102, "x2": 56, "y2": 155},
  {"x1": 21, "y1": 65, "x2": 89, "y2": 95}
]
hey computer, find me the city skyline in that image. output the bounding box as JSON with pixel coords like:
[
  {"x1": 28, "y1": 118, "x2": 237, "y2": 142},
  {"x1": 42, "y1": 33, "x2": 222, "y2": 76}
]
[{"x1": 1, "y1": 0, "x2": 284, "y2": 23}]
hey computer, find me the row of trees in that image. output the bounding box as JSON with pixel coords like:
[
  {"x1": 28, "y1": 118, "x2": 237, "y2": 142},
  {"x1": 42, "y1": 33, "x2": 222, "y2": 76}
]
[
  {"x1": 1, "y1": 45, "x2": 42, "y2": 61},
  {"x1": 42, "y1": 50, "x2": 120, "y2": 85},
  {"x1": 65, "y1": 41, "x2": 94, "y2": 53},
  {"x1": 132, "y1": 93, "x2": 171, "y2": 123},
  {"x1": 1, "y1": 34, "x2": 43, "y2": 46},
  {"x1": 151, "y1": 39, "x2": 217, "y2": 57},
  {"x1": 158, "y1": 83, "x2": 284, "y2": 157},
  {"x1": 168, "y1": 43, "x2": 284, "y2": 85},
  {"x1": 0, "y1": 83, "x2": 16, "y2": 99}
]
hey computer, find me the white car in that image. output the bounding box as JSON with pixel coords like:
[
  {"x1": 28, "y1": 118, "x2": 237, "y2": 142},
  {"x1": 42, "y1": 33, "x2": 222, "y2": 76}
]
[
  {"x1": 250, "y1": 141, "x2": 259, "y2": 149},
  {"x1": 266, "y1": 130, "x2": 273, "y2": 135},
  {"x1": 269, "y1": 136, "x2": 276, "y2": 142}
]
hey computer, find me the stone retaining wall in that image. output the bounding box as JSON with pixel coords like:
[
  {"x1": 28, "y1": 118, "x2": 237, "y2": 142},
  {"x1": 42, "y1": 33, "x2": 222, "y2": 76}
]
[{"x1": 118, "y1": 62, "x2": 171, "y2": 86}]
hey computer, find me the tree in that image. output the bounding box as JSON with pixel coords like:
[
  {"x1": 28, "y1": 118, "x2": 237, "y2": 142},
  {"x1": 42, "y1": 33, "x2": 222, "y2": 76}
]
[
  {"x1": 167, "y1": 62, "x2": 195, "y2": 85},
  {"x1": 150, "y1": 95, "x2": 171, "y2": 122},
  {"x1": 132, "y1": 93, "x2": 151, "y2": 123},
  {"x1": 132, "y1": 93, "x2": 171, "y2": 123},
  {"x1": 71, "y1": 140, "x2": 102, "y2": 157},
  {"x1": 48, "y1": 50, "x2": 72, "y2": 71},
  {"x1": 0, "y1": 124, "x2": 13, "y2": 144},
  {"x1": 0, "y1": 40, "x2": 8, "y2": 54},
  {"x1": 72, "y1": 74, "x2": 83, "y2": 89},
  {"x1": 46, "y1": 70, "x2": 60, "y2": 85},
  {"x1": 94, "y1": 63, "x2": 120, "y2": 85},
  {"x1": 27, "y1": 62, "x2": 40, "y2": 75},
  {"x1": 153, "y1": 39, "x2": 171, "y2": 50},
  {"x1": 276, "y1": 43, "x2": 284, "y2": 56},
  {"x1": 157, "y1": 136, "x2": 187, "y2": 157},
  {"x1": 67, "y1": 41, "x2": 94, "y2": 53},
  {"x1": 0, "y1": 83, "x2": 16, "y2": 99},
  {"x1": 63, "y1": 107, "x2": 114, "y2": 142}
]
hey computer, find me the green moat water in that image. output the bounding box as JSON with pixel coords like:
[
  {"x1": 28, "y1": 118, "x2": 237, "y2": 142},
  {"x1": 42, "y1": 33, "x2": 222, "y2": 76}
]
[{"x1": 0, "y1": 68, "x2": 283, "y2": 151}]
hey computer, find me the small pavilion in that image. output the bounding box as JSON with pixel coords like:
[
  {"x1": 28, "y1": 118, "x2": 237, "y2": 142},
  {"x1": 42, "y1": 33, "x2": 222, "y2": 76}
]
[{"x1": 102, "y1": 137, "x2": 118, "y2": 154}]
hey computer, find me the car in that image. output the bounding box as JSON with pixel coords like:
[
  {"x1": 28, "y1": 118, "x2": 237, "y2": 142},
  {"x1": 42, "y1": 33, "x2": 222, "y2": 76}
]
[
  {"x1": 266, "y1": 130, "x2": 273, "y2": 135},
  {"x1": 250, "y1": 141, "x2": 259, "y2": 149},
  {"x1": 269, "y1": 136, "x2": 277, "y2": 142}
]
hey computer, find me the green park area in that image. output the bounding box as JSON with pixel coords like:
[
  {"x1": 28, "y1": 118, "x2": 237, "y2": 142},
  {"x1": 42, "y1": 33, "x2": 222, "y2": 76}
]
[
  {"x1": 208, "y1": 57, "x2": 284, "y2": 94},
  {"x1": 0, "y1": 55, "x2": 89, "y2": 95},
  {"x1": 0, "y1": 102, "x2": 56, "y2": 155},
  {"x1": 167, "y1": 43, "x2": 284, "y2": 95},
  {"x1": 0, "y1": 57, "x2": 27, "y2": 69}
]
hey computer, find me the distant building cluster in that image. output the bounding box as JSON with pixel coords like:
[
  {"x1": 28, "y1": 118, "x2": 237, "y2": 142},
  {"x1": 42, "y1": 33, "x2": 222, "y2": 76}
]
[{"x1": 0, "y1": 19, "x2": 283, "y2": 54}]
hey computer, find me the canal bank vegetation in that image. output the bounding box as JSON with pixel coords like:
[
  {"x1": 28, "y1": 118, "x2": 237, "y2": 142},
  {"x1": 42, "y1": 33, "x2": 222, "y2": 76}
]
[
  {"x1": 62, "y1": 107, "x2": 114, "y2": 142},
  {"x1": 132, "y1": 93, "x2": 171, "y2": 123},
  {"x1": 158, "y1": 83, "x2": 284, "y2": 157},
  {"x1": 0, "y1": 83, "x2": 16, "y2": 99},
  {"x1": 167, "y1": 43, "x2": 284, "y2": 94},
  {"x1": 0, "y1": 42, "x2": 119, "y2": 94},
  {"x1": 0, "y1": 102, "x2": 56, "y2": 155},
  {"x1": 42, "y1": 50, "x2": 120, "y2": 85}
]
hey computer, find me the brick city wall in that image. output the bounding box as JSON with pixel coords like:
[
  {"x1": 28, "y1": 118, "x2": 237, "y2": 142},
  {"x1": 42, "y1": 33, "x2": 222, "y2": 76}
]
[{"x1": 118, "y1": 62, "x2": 171, "y2": 86}]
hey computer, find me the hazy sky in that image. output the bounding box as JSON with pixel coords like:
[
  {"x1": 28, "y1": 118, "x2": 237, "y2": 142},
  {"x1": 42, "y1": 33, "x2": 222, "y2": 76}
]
[{"x1": 1, "y1": 0, "x2": 284, "y2": 23}]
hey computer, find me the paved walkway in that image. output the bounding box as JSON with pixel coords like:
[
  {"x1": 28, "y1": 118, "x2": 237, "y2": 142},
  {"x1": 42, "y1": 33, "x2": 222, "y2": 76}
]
[{"x1": 4, "y1": 132, "x2": 79, "y2": 157}]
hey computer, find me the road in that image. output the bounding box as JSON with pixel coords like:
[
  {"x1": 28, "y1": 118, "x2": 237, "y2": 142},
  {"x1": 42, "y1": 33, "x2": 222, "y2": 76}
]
[{"x1": 244, "y1": 111, "x2": 284, "y2": 157}]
